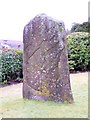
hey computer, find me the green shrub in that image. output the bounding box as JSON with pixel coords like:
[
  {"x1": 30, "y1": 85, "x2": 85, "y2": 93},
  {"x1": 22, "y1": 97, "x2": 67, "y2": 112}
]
[
  {"x1": 0, "y1": 49, "x2": 23, "y2": 83},
  {"x1": 67, "y1": 32, "x2": 90, "y2": 72}
]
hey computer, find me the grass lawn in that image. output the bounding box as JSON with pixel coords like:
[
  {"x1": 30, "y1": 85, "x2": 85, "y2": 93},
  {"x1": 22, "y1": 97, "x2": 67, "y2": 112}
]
[{"x1": 0, "y1": 72, "x2": 88, "y2": 118}]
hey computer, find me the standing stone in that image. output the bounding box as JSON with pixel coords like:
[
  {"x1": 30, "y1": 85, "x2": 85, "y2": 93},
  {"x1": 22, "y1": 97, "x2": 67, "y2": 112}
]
[{"x1": 23, "y1": 14, "x2": 74, "y2": 103}]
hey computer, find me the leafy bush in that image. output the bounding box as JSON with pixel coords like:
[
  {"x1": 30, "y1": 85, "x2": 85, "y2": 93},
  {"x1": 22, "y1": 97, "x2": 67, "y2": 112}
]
[
  {"x1": 67, "y1": 32, "x2": 90, "y2": 72},
  {"x1": 0, "y1": 49, "x2": 23, "y2": 83}
]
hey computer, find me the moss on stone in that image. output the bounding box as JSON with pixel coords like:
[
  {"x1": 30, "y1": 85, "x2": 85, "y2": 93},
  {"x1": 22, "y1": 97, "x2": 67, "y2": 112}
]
[{"x1": 59, "y1": 23, "x2": 62, "y2": 32}]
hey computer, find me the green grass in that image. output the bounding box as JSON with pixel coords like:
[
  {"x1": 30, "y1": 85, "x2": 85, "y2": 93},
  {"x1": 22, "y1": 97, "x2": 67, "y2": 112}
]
[{"x1": 0, "y1": 72, "x2": 88, "y2": 118}]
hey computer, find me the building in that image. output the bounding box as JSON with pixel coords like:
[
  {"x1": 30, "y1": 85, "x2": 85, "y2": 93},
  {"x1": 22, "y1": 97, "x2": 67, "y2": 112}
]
[{"x1": 0, "y1": 40, "x2": 23, "y2": 49}]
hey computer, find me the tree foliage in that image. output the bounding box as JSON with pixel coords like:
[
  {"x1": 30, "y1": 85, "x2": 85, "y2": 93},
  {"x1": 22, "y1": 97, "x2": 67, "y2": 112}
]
[{"x1": 71, "y1": 22, "x2": 90, "y2": 33}]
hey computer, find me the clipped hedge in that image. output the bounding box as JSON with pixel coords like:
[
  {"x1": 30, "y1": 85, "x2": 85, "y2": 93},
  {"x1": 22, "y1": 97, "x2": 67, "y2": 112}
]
[
  {"x1": 67, "y1": 32, "x2": 90, "y2": 72},
  {"x1": 0, "y1": 48, "x2": 23, "y2": 83}
]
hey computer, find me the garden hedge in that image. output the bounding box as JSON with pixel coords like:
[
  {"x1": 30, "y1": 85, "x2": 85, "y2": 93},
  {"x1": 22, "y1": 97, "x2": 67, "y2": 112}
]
[
  {"x1": 67, "y1": 32, "x2": 90, "y2": 72},
  {"x1": 0, "y1": 48, "x2": 23, "y2": 83}
]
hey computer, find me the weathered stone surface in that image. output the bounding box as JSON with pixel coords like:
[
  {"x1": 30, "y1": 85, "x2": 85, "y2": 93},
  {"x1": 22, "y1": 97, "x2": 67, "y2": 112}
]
[{"x1": 23, "y1": 14, "x2": 74, "y2": 103}]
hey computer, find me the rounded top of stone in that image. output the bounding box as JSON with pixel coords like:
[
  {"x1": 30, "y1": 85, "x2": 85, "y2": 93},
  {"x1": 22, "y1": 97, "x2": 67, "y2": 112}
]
[
  {"x1": 24, "y1": 13, "x2": 66, "y2": 39},
  {"x1": 30, "y1": 13, "x2": 66, "y2": 34},
  {"x1": 33, "y1": 13, "x2": 64, "y2": 24}
]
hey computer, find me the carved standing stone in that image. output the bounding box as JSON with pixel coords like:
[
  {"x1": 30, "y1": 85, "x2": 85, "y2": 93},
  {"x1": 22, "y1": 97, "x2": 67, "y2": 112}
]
[{"x1": 23, "y1": 14, "x2": 74, "y2": 103}]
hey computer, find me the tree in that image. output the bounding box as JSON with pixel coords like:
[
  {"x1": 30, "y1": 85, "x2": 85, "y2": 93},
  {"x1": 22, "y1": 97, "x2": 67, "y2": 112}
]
[{"x1": 70, "y1": 22, "x2": 90, "y2": 33}]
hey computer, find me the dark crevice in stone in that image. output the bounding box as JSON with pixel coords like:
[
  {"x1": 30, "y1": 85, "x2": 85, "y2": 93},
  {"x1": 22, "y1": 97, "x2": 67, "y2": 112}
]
[{"x1": 26, "y1": 40, "x2": 45, "y2": 63}]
